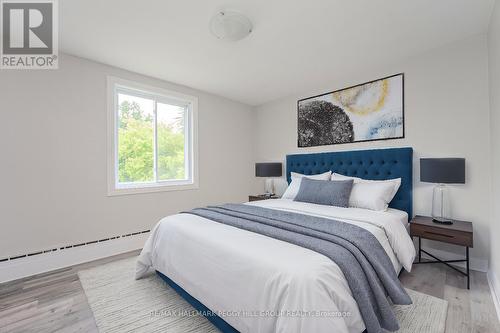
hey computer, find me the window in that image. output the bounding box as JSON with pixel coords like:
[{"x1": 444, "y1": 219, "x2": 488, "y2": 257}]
[{"x1": 107, "y1": 77, "x2": 198, "y2": 195}]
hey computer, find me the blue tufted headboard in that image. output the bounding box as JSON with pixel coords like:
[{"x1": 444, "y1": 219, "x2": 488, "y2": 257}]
[{"x1": 286, "y1": 147, "x2": 413, "y2": 219}]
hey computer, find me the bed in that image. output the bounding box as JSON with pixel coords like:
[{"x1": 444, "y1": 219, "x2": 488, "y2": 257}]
[{"x1": 136, "y1": 147, "x2": 416, "y2": 333}]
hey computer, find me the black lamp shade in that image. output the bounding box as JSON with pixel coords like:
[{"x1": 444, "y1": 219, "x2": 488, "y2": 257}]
[
  {"x1": 255, "y1": 163, "x2": 282, "y2": 177},
  {"x1": 420, "y1": 158, "x2": 465, "y2": 184}
]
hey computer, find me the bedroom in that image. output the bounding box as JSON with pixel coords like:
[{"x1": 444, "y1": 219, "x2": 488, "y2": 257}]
[{"x1": 0, "y1": 0, "x2": 500, "y2": 332}]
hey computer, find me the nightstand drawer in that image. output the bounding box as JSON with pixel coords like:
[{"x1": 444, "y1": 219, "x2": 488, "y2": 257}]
[{"x1": 410, "y1": 223, "x2": 473, "y2": 247}]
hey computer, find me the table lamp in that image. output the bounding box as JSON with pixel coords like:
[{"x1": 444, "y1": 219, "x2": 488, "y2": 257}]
[
  {"x1": 420, "y1": 158, "x2": 465, "y2": 224},
  {"x1": 255, "y1": 162, "x2": 282, "y2": 196}
]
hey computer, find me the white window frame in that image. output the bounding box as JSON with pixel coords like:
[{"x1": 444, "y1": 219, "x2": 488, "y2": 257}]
[{"x1": 107, "y1": 76, "x2": 198, "y2": 196}]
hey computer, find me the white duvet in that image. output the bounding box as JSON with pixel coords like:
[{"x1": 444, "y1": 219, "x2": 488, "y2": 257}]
[{"x1": 136, "y1": 199, "x2": 415, "y2": 333}]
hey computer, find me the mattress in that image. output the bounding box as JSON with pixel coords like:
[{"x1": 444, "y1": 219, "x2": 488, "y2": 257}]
[{"x1": 136, "y1": 199, "x2": 415, "y2": 333}]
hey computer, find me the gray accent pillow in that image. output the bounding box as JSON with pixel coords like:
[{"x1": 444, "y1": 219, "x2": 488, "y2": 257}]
[{"x1": 294, "y1": 178, "x2": 354, "y2": 207}]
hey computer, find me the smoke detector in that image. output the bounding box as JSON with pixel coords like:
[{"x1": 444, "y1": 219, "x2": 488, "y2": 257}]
[{"x1": 210, "y1": 11, "x2": 253, "y2": 41}]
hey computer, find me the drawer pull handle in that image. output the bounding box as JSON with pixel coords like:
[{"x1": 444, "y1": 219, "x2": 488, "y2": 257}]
[{"x1": 423, "y1": 231, "x2": 454, "y2": 238}]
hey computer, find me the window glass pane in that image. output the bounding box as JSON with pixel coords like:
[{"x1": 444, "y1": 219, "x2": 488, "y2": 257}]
[
  {"x1": 157, "y1": 102, "x2": 186, "y2": 181},
  {"x1": 117, "y1": 93, "x2": 154, "y2": 183}
]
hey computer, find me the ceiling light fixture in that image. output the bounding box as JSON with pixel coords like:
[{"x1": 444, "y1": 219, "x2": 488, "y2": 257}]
[{"x1": 209, "y1": 11, "x2": 253, "y2": 41}]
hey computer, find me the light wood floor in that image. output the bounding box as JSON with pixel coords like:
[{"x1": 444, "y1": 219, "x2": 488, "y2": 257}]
[{"x1": 1, "y1": 251, "x2": 499, "y2": 333}]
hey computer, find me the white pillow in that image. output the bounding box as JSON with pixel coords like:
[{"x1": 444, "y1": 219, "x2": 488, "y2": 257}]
[
  {"x1": 331, "y1": 173, "x2": 401, "y2": 211},
  {"x1": 331, "y1": 173, "x2": 401, "y2": 198},
  {"x1": 282, "y1": 171, "x2": 332, "y2": 200}
]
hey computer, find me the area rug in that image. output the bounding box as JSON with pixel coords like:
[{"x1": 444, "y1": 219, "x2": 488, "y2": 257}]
[{"x1": 78, "y1": 257, "x2": 448, "y2": 333}]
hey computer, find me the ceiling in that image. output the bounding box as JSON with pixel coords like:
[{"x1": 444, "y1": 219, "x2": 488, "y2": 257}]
[{"x1": 60, "y1": 0, "x2": 495, "y2": 106}]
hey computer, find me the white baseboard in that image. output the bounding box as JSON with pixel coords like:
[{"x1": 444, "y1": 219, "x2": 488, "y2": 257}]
[
  {"x1": 418, "y1": 246, "x2": 488, "y2": 272},
  {"x1": 0, "y1": 233, "x2": 148, "y2": 284},
  {"x1": 488, "y1": 270, "x2": 500, "y2": 322}
]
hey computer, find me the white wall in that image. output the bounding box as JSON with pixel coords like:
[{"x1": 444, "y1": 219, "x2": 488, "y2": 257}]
[
  {"x1": 254, "y1": 35, "x2": 492, "y2": 270},
  {"x1": 0, "y1": 53, "x2": 255, "y2": 258},
  {"x1": 488, "y1": 0, "x2": 500, "y2": 305}
]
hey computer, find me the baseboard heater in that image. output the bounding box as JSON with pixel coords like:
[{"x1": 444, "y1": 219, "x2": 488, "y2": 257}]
[{"x1": 0, "y1": 229, "x2": 150, "y2": 263}]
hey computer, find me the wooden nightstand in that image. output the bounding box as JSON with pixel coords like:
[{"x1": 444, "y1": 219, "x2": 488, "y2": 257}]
[
  {"x1": 410, "y1": 215, "x2": 473, "y2": 289},
  {"x1": 248, "y1": 195, "x2": 280, "y2": 202}
]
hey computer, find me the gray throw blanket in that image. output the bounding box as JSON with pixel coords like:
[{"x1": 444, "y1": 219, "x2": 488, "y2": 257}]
[{"x1": 185, "y1": 204, "x2": 411, "y2": 333}]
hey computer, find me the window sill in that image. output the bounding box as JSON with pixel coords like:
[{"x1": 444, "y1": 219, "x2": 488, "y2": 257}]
[{"x1": 107, "y1": 182, "x2": 199, "y2": 196}]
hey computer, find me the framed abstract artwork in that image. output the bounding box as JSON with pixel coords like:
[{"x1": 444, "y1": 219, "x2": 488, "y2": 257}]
[{"x1": 297, "y1": 73, "x2": 404, "y2": 147}]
